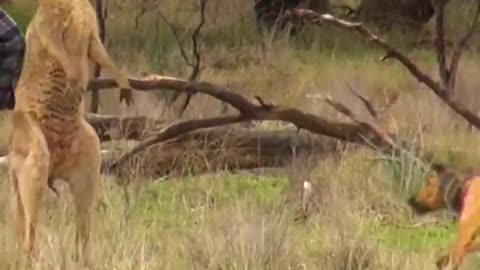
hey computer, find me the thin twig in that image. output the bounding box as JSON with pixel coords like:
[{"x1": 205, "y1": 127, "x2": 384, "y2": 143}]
[
  {"x1": 377, "y1": 92, "x2": 399, "y2": 114},
  {"x1": 135, "y1": 6, "x2": 147, "y2": 29},
  {"x1": 322, "y1": 95, "x2": 397, "y2": 148},
  {"x1": 346, "y1": 83, "x2": 378, "y2": 119},
  {"x1": 158, "y1": 0, "x2": 208, "y2": 117},
  {"x1": 433, "y1": 0, "x2": 449, "y2": 89},
  {"x1": 189, "y1": 0, "x2": 207, "y2": 81},
  {"x1": 157, "y1": 10, "x2": 193, "y2": 67}
]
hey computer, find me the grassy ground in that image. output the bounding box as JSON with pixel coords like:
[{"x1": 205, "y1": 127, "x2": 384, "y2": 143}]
[{"x1": 2, "y1": 0, "x2": 480, "y2": 269}]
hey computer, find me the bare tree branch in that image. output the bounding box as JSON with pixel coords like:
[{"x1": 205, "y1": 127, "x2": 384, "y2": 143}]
[
  {"x1": 286, "y1": 9, "x2": 443, "y2": 95},
  {"x1": 432, "y1": 0, "x2": 449, "y2": 89},
  {"x1": 285, "y1": 8, "x2": 480, "y2": 130},
  {"x1": 189, "y1": 0, "x2": 207, "y2": 81},
  {"x1": 346, "y1": 83, "x2": 379, "y2": 119},
  {"x1": 158, "y1": 0, "x2": 208, "y2": 117},
  {"x1": 89, "y1": 75, "x2": 407, "y2": 172},
  {"x1": 157, "y1": 10, "x2": 193, "y2": 67},
  {"x1": 310, "y1": 93, "x2": 397, "y2": 148},
  {"x1": 448, "y1": 0, "x2": 480, "y2": 91},
  {"x1": 377, "y1": 92, "x2": 399, "y2": 114},
  {"x1": 135, "y1": 6, "x2": 147, "y2": 29}
]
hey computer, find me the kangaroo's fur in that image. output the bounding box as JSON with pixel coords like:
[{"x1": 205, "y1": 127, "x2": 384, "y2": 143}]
[{"x1": 9, "y1": 0, "x2": 131, "y2": 262}]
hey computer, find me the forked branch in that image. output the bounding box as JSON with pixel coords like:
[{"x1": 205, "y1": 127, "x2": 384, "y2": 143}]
[{"x1": 158, "y1": 0, "x2": 208, "y2": 116}]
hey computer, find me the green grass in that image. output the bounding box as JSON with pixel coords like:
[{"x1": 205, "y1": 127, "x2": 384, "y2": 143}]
[
  {"x1": 373, "y1": 222, "x2": 456, "y2": 252},
  {"x1": 126, "y1": 174, "x2": 289, "y2": 228},
  {"x1": 118, "y1": 173, "x2": 457, "y2": 255}
]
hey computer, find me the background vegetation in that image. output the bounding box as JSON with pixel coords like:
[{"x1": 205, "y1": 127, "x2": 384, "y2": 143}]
[{"x1": 1, "y1": 0, "x2": 480, "y2": 269}]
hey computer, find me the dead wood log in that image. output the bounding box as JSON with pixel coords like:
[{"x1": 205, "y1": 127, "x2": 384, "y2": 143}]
[
  {"x1": 86, "y1": 113, "x2": 165, "y2": 141},
  {"x1": 100, "y1": 127, "x2": 343, "y2": 180}
]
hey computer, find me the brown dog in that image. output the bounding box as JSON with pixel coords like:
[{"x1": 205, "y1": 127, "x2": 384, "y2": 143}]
[
  {"x1": 408, "y1": 163, "x2": 480, "y2": 269},
  {"x1": 8, "y1": 0, "x2": 131, "y2": 263}
]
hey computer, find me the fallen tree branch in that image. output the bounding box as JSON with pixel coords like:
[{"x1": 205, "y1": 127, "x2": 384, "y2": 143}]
[
  {"x1": 285, "y1": 8, "x2": 480, "y2": 130},
  {"x1": 89, "y1": 76, "x2": 409, "y2": 171}
]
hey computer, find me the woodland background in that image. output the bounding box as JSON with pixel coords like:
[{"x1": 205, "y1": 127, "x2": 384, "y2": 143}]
[{"x1": 1, "y1": 0, "x2": 480, "y2": 269}]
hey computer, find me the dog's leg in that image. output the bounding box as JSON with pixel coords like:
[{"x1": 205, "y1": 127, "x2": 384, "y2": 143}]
[
  {"x1": 442, "y1": 216, "x2": 479, "y2": 269},
  {"x1": 67, "y1": 120, "x2": 101, "y2": 265}
]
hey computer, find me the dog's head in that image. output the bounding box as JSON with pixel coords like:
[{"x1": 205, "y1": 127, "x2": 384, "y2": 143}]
[
  {"x1": 407, "y1": 163, "x2": 457, "y2": 215},
  {"x1": 407, "y1": 175, "x2": 446, "y2": 214}
]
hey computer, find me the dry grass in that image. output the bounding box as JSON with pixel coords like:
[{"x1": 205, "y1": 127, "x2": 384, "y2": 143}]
[
  {"x1": 0, "y1": 154, "x2": 455, "y2": 270},
  {"x1": 3, "y1": 0, "x2": 480, "y2": 269}
]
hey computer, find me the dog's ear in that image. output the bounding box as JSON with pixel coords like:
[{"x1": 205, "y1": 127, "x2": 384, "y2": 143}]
[{"x1": 431, "y1": 162, "x2": 448, "y2": 174}]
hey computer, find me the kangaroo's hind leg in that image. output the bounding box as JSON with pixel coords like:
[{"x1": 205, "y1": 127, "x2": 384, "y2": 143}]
[
  {"x1": 66, "y1": 119, "x2": 102, "y2": 264},
  {"x1": 9, "y1": 112, "x2": 50, "y2": 255}
]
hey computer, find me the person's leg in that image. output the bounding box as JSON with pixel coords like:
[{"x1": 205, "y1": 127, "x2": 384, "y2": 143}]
[{"x1": 0, "y1": 87, "x2": 15, "y2": 110}]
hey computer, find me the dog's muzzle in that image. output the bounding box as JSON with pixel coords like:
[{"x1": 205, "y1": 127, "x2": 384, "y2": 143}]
[{"x1": 407, "y1": 196, "x2": 432, "y2": 215}]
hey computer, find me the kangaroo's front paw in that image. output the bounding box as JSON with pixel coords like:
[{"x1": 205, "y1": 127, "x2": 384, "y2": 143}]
[
  {"x1": 118, "y1": 77, "x2": 131, "y2": 90},
  {"x1": 119, "y1": 88, "x2": 134, "y2": 106}
]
